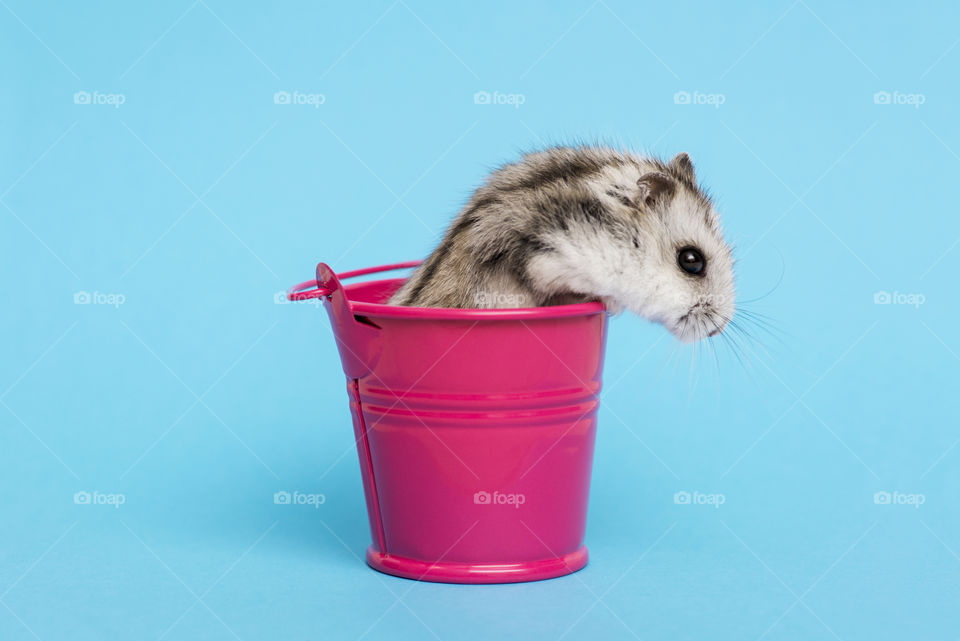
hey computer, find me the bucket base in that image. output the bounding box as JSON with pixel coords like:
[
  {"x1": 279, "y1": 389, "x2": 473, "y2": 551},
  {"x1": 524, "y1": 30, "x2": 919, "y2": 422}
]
[{"x1": 365, "y1": 545, "x2": 588, "y2": 584}]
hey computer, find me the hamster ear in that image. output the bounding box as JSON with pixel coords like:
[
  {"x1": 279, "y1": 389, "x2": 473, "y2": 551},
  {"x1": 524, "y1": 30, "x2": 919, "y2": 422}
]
[
  {"x1": 637, "y1": 171, "x2": 676, "y2": 206},
  {"x1": 668, "y1": 152, "x2": 696, "y2": 183}
]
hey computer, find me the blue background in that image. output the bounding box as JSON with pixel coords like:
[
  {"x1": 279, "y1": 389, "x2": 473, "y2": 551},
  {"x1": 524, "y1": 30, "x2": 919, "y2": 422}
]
[{"x1": 2, "y1": 1, "x2": 958, "y2": 639}]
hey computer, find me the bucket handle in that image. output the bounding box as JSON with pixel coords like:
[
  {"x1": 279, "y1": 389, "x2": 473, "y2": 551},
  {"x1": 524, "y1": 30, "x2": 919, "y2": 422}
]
[{"x1": 286, "y1": 260, "x2": 422, "y2": 302}]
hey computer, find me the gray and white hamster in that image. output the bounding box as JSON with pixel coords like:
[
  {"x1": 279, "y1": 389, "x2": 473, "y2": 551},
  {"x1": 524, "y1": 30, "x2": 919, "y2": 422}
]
[{"x1": 388, "y1": 146, "x2": 735, "y2": 343}]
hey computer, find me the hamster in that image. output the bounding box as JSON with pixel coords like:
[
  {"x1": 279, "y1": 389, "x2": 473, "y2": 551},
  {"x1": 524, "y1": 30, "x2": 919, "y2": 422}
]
[{"x1": 388, "y1": 146, "x2": 735, "y2": 343}]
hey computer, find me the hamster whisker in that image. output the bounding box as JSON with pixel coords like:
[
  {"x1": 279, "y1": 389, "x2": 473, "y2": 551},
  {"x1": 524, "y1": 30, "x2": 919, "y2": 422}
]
[
  {"x1": 720, "y1": 328, "x2": 770, "y2": 392},
  {"x1": 727, "y1": 315, "x2": 788, "y2": 380},
  {"x1": 708, "y1": 310, "x2": 782, "y2": 393},
  {"x1": 719, "y1": 331, "x2": 744, "y2": 370},
  {"x1": 706, "y1": 324, "x2": 721, "y2": 373},
  {"x1": 732, "y1": 323, "x2": 773, "y2": 365},
  {"x1": 712, "y1": 313, "x2": 759, "y2": 373},
  {"x1": 736, "y1": 246, "x2": 785, "y2": 305},
  {"x1": 666, "y1": 318, "x2": 688, "y2": 377},
  {"x1": 688, "y1": 340, "x2": 697, "y2": 397},
  {"x1": 726, "y1": 317, "x2": 764, "y2": 357},
  {"x1": 725, "y1": 327, "x2": 755, "y2": 372},
  {"x1": 673, "y1": 315, "x2": 693, "y2": 376},
  {"x1": 720, "y1": 332, "x2": 747, "y2": 374},
  {"x1": 735, "y1": 307, "x2": 784, "y2": 330},
  {"x1": 730, "y1": 310, "x2": 787, "y2": 350},
  {"x1": 734, "y1": 305, "x2": 787, "y2": 332}
]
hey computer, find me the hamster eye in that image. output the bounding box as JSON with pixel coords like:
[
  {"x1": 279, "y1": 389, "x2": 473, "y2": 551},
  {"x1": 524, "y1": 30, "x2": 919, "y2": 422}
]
[{"x1": 677, "y1": 246, "x2": 705, "y2": 276}]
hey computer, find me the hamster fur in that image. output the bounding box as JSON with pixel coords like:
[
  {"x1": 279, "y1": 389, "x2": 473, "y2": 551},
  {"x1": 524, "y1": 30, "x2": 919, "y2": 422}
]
[{"x1": 388, "y1": 146, "x2": 735, "y2": 343}]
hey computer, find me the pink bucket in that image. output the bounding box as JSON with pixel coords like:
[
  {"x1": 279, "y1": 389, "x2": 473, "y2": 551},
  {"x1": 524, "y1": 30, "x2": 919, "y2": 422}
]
[{"x1": 289, "y1": 261, "x2": 608, "y2": 583}]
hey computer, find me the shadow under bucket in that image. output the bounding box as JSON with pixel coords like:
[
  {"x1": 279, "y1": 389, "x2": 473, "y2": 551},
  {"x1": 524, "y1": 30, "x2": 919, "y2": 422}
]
[{"x1": 289, "y1": 261, "x2": 608, "y2": 583}]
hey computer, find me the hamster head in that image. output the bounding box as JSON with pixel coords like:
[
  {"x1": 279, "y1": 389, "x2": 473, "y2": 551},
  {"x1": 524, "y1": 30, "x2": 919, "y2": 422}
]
[{"x1": 605, "y1": 153, "x2": 736, "y2": 343}]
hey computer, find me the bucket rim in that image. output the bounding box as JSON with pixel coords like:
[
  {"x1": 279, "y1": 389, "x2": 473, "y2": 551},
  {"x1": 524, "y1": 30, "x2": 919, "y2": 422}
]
[
  {"x1": 348, "y1": 287, "x2": 607, "y2": 320},
  {"x1": 289, "y1": 260, "x2": 607, "y2": 320}
]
